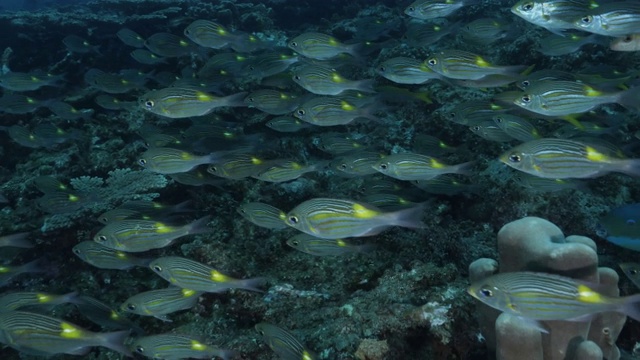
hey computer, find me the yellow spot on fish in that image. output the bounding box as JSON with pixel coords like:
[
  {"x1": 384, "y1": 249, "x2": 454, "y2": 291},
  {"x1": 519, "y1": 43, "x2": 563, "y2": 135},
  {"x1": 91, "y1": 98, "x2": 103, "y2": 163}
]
[
  {"x1": 303, "y1": 351, "x2": 314, "y2": 360},
  {"x1": 109, "y1": 310, "x2": 121, "y2": 320},
  {"x1": 179, "y1": 40, "x2": 189, "y2": 47},
  {"x1": 352, "y1": 203, "x2": 379, "y2": 219},
  {"x1": 570, "y1": 34, "x2": 581, "y2": 41},
  {"x1": 37, "y1": 293, "x2": 51, "y2": 303},
  {"x1": 196, "y1": 91, "x2": 213, "y2": 102},
  {"x1": 434, "y1": 25, "x2": 441, "y2": 31},
  {"x1": 60, "y1": 322, "x2": 83, "y2": 339},
  {"x1": 475, "y1": 56, "x2": 490, "y2": 68},
  {"x1": 211, "y1": 270, "x2": 231, "y2": 282},
  {"x1": 251, "y1": 157, "x2": 263, "y2": 165},
  {"x1": 585, "y1": 146, "x2": 608, "y2": 162},
  {"x1": 181, "y1": 152, "x2": 194, "y2": 160},
  {"x1": 154, "y1": 222, "x2": 173, "y2": 234},
  {"x1": 280, "y1": 93, "x2": 290, "y2": 100},
  {"x1": 116, "y1": 251, "x2": 128, "y2": 259},
  {"x1": 68, "y1": 194, "x2": 79, "y2": 202},
  {"x1": 331, "y1": 72, "x2": 344, "y2": 83},
  {"x1": 0, "y1": 267, "x2": 8, "y2": 273},
  {"x1": 336, "y1": 239, "x2": 347, "y2": 247},
  {"x1": 328, "y1": 37, "x2": 338, "y2": 46},
  {"x1": 584, "y1": 86, "x2": 602, "y2": 97},
  {"x1": 429, "y1": 159, "x2": 446, "y2": 169},
  {"x1": 577, "y1": 284, "x2": 605, "y2": 303},
  {"x1": 27, "y1": 97, "x2": 35, "y2": 104},
  {"x1": 533, "y1": 164, "x2": 542, "y2": 173},
  {"x1": 191, "y1": 340, "x2": 207, "y2": 351},
  {"x1": 341, "y1": 101, "x2": 355, "y2": 111}
]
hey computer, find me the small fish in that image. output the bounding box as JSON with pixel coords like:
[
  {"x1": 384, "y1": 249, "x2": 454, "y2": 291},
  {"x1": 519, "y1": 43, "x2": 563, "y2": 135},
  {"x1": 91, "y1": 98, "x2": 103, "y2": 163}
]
[
  {"x1": 0, "y1": 94, "x2": 49, "y2": 114},
  {"x1": 438, "y1": 100, "x2": 506, "y2": 126},
  {"x1": 405, "y1": 0, "x2": 475, "y2": 20},
  {"x1": 425, "y1": 49, "x2": 526, "y2": 80},
  {"x1": 253, "y1": 160, "x2": 326, "y2": 183},
  {"x1": 169, "y1": 168, "x2": 226, "y2": 187},
  {"x1": 139, "y1": 87, "x2": 246, "y2": 118},
  {"x1": 265, "y1": 116, "x2": 313, "y2": 133},
  {"x1": 492, "y1": 114, "x2": 541, "y2": 142},
  {"x1": 95, "y1": 94, "x2": 136, "y2": 111},
  {"x1": 0, "y1": 291, "x2": 79, "y2": 312},
  {"x1": 412, "y1": 134, "x2": 457, "y2": 156},
  {"x1": 287, "y1": 233, "x2": 375, "y2": 256},
  {"x1": 377, "y1": 57, "x2": 441, "y2": 84},
  {"x1": 404, "y1": 19, "x2": 457, "y2": 47},
  {"x1": 469, "y1": 120, "x2": 514, "y2": 142},
  {"x1": 468, "y1": 271, "x2": 640, "y2": 322},
  {"x1": 47, "y1": 101, "x2": 93, "y2": 121},
  {"x1": 292, "y1": 64, "x2": 375, "y2": 96},
  {"x1": 63, "y1": 35, "x2": 99, "y2": 54},
  {"x1": 513, "y1": 173, "x2": 587, "y2": 192},
  {"x1": 120, "y1": 287, "x2": 203, "y2": 322},
  {"x1": 0, "y1": 259, "x2": 46, "y2": 287},
  {"x1": 255, "y1": 323, "x2": 317, "y2": 360},
  {"x1": 130, "y1": 49, "x2": 167, "y2": 65},
  {"x1": 538, "y1": 33, "x2": 603, "y2": 56},
  {"x1": 598, "y1": 204, "x2": 640, "y2": 251},
  {"x1": 149, "y1": 256, "x2": 265, "y2": 293},
  {"x1": 73, "y1": 241, "x2": 152, "y2": 270},
  {"x1": 131, "y1": 334, "x2": 236, "y2": 360},
  {"x1": 610, "y1": 33, "x2": 640, "y2": 51},
  {"x1": 37, "y1": 190, "x2": 98, "y2": 214},
  {"x1": 245, "y1": 51, "x2": 299, "y2": 80},
  {"x1": 500, "y1": 138, "x2": 640, "y2": 179},
  {"x1": 138, "y1": 147, "x2": 225, "y2": 174},
  {"x1": 74, "y1": 295, "x2": 144, "y2": 334},
  {"x1": 373, "y1": 153, "x2": 474, "y2": 180},
  {"x1": 207, "y1": 153, "x2": 273, "y2": 180},
  {"x1": 511, "y1": 0, "x2": 596, "y2": 36},
  {"x1": 294, "y1": 96, "x2": 380, "y2": 126},
  {"x1": 413, "y1": 175, "x2": 480, "y2": 195},
  {"x1": 0, "y1": 311, "x2": 131, "y2": 356},
  {"x1": 244, "y1": 89, "x2": 302, "y2": 115},
  {"x1": 574, "y1": 2, "x2": 640, "y2": 37},
  {"x1": 198, "y1": 52, "x2": 250, "y2": 79},
  {"x1": 284, "y1": 198, "x2": 425, "y2": 239},
  {"x1": 237, "y1": 202, "x2": 287, "y2": 229},
  {"x1": 116, "y1": 28, "x2": 145, "y2": 48},
  {"x1": 84, "y1": 69, "x2": 144, "y2": 94},
  {"x1": 93, "y1": 216, "x2": 212, "y2": 252},
  {"x1": 144, "y1": 32, "x2": 194, "y2": 57},
  {"x1": 0, "y1": 71, "x2": 64, "y2": 92},
  {"x1": 288, "y1": 32, "x2": 359, "y2": 60},
  {"x1": 0, "y1": 232, "x2": 33, "y2": 249},
  {"x1": 620, "y1": 263, "x2": 640, "y2": 288},
  {"x1": 460, "y1": 18, "x2": 512, "y2": 45},
  {"x1": 317, "y1": 133, "x2": 368, "y2": 155},
  {"x1": 184, "y1": 20, "x2": 237, "y2": 49},
  {"x1": 331, "y1": 151, "x2": 385, "y2": 177}
]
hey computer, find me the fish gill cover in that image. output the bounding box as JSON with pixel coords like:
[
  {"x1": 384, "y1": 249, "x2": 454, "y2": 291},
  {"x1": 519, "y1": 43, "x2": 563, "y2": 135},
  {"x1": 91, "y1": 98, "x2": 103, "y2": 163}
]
[{"x1": 0, "y1": 0, "x2": 639, "y2": 359}]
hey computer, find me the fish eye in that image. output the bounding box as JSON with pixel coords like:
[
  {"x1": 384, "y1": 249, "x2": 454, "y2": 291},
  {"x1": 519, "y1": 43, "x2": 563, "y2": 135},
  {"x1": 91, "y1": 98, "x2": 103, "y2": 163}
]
[
  {"x1": 407, "y1": 6, "x2": 414, "y2": 12},
  {"x1": 290, "y1": 41, "x2": 298, "y2": 48},
  {"x1": 521, "y1": 2, "x2": 533, "y2": 11},
  {"x1": 495, "y1": 117, "x2": 503, "y2": 123},
  {"x1": 73, "y1": 248, "x2": 81, "y2": 255},
  {"x1": 630, "y1": 269, "x2": 639, "y2": 275},
  {"x1": 508, "y1": 153, "x2": 522, "y2": 163},
  {"x1": 126, "y1": 303, "x2": 136, "y2": 310},
  {"x1": 136, "y1": 346, "x2": 145, "y2": 354},
  {"x1": 209, "y1": 165, "x2": 218, "y2": 172},
  {"x1": 296, "y1": 109, "x2": 305, "y2": 116},
  {"x1": 447, "y1": 112, "x2": 456, "y2": 119},
  {"x1": 479, "y1": 287, "x2": 493, "y2": 297},
  {"x1": 427, "y1": 58, "x2": 437, "y2": 66},
  {"x1": 521, "y1": 95, "x2": 532, "y2": 103},
  {"x1": 247, "y1": 97, "x2": 255, "y2": 103},
  {"x1": 626, "y1": 219, "x2": 636, "y2": 226},
  {"x1": 96, "y1": 235, "x2": 107, "y2": 242},
  {"x1": 288, "y1": 215, "x2": 299, "y2": 224},
  {"x1": 152, "y1": 265, "x2": 162, "y2": 272},
  {"x1": 379, "y1": 163, "x2": 388, "y2": 170},
  {"x1": 581, "y1": 16, "x2": 592, "y2": 24},
  {"x1": 138, "y1": 158, "x2": 147, "y2": 166},
  {"x1": 472, "y1": 126, "x2": 481, "y2": 131},
  {"x1": 378, "y1": 66, "x2": 386, "y2": 72},
  {"x1": 291, "y1": 240, "x2": 299, "y2": 246},
  {"x1": 294, "y1": 75, "x2": 301, "y2": 81},
  {"x1": 144, "y1": 100, "x2": 154, "y2": 109},
  {"x1": 338, "y1": 163, "x2": 348, "y2": 171},
  {"x1": 521, "y1": 80, "x2": 530, "y2": 87}
]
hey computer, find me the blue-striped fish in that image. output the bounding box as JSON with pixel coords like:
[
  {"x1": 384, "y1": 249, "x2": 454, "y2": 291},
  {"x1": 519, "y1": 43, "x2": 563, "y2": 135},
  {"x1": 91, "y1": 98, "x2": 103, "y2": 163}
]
[
  {"x1": 373, "y1": 153, "x2": 474, "y2": 180},
  {"x1": 131, "y1": 333, "x2": 236, "y2": 360},
  {"x1": 144, "y1": 32, "x2": 194, "y2": 57},
  {"x1": 74, "y1": 295, "x2": 144, "y2": 334},
  {"x1": 292, "y1": 64, "x2": 375, "y2": 96},
  {"x1": 405, "y1": 0, "x2": 475, "y2": 19},
  {"x1": 0, "y1": 291, "x2": 79, "y2": 312},
  {"x1": 255, "y1": 322, "x2": 317, "y2": 360},
  {"x1": 425, "y1": 50, "x2": 525, "y2": 80},
  {"x1": 253, "y1": 160, "x2": 327, "y2": 183},
  {"x1": 377, "y1": 57, "x2": 442, "y2": 84},
  {"x1": 511, "y1": 0, "x2": 597, "y2": 36},
  {"x1": 468, "y1": 271, "x2": 640, "y2": 322},
  {"x1": 237, "y1": 202, "x2": 287, "y2": 229},
  {"x1": 139, "y1": 87, "x2": 247, "y2": 118},
  {"x1": 500, "y1": 138, "x2": 640, "y2": 179},
  {"x1": 138, "y1": 147, "x2": 225, "y2": 175},
  {"x1": 120, "y1": 287, "x2": 203, "y2": 321},
  {"x1": 0, "y1": 311, "x2": 132, "y2": 356},
  {"x1": 184, "y1": 20, "x2": 237, "y2": 49},
  {"x1": 288, "y1": 32, "x2": 359, "y2": 60},
  {"x1": 149, "y1": 256, "x2": 265, "y2": 293},
  {"x1": 284, "y1": 198, "x2": 425, "y2": 239},
  {"x1": 574, "y1": 2, "x2": 640, "y2": 37},
  {"x1": 287, "y1": 233, "x2": 375, "y2": 256},
  {"x1": 73, "y1": 241, "x2": 153, "y2": 270}
]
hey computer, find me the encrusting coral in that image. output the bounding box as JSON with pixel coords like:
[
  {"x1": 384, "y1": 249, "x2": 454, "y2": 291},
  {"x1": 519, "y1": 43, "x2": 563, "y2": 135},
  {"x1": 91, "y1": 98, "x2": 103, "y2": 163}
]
[{"x1": 469, "y1": 217, "x2": 627, "y2": 360}]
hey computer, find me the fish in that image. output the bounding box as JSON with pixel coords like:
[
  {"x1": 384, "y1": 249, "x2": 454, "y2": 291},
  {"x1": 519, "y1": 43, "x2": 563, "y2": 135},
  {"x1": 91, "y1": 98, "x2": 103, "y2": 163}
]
[
  {"x1": 511, "y1": 0, "x2": 597, "y2": 36},
  {"x1": 0, "y1": 291, "x2": 79, "y2": 312},
  {"x1": 244, "y1": 89, "x2": 302, "y2": 115},
  {"x1": 284, "y1": 198, "x2": 425, "y2": 239},
  {"x1": 573, "y1": 2, "x2": 640, "y2": 37},
  {"x1": 0, "y1": 232, "x2": 33, "y2": 248},
  {"x1": 47, "y1": 101, "x2": 93, "y2": 121},
  {"x1": 120, "y1": 287, "x2": 203, "y2": 322},
  {"x1": 0, "y1": 71, "x2": 64, "y2": 92},
  {"x1": 438, "y1": 100, "x2": 507, "y2": 126},
  {"x1": 292, "y1": 64, "x2": 375, "y2": 96},
  {"x1": 425, "y1": 49, "x2": 526, "y2": 80},
  {"x1": 130, "y1": 49, "x2": 167, "y2": 65},
  {"x1": 237, "y1": 202, "x2": 288, "y2": 229},
  {"x1": 0, "y1": 94, "x2": 49, "y2": 114},
  {"x1": 244, "y1": 51, "x2": 299, "y2": 80},
  {"x1": 619, "y1": 263, "x2": 640, "y2": 289},
  {"x1": 94, "y1": 94, "x2": 136, "y2": 111},
  {"x1": 93, "y1": 216, "x2": 213, "y2": 252},
  {"x1": 288, "y1": 32, "x2": 360, "y2": 60},
  {"x1": 169, "y1": 168, "x2": 226, "y2": 187},
  {"x1": 377, "y1": 57, "x2": 442, "y2": 84},
  {"x1": 294, "y1": 96, "x2": 380, "y2": 126},
  {"x1": 252, "y1": 160, "x2": 327, "y2": 183},
  {"x1": 184, "y1": 20, "x2": 238, "y2": 49},
  {"x1": 404, "y1": 0, "x2": 475, "y2": 20},
  {"x1": 131, "y1": 334, "x2": 236, "y2": 360},
  {"x1": 317, "y1": 133, "x2": 368, "y2": 155},
  {"x1": 144, "y1": 32, "x2": 194, "y2": 57},
  {"x1": 469, "y1": 121, "x2": 514, "y2": 142},
  {"x1": 265, "y1": 116, "x2": 313, "y2": 133},
  {"x1": 255, "y1": 322, "x2": 317, "y2": 360},
  {"x1": 139, "y1": 87, "x2": 247, "y2": 118},
  {"x1": 62, "y1": 34, "x2": 99, "y2": 54},
  {"x1": 0, "y1": 311, "x2": 132, "y2": 356},
  {"x1": 116, "y1": 28, "x2": 145, "y2": 48},
  {"x1": 373, "y1": 153, "x2": 474, "y2": 180},
  {"x1": 468, "y1": 271, "x2": 640, "y2": 322},
  {"x1": 331, "y1": 151, "x2": 385, "y2": 177},
  {"x1": 404, "y1": 19, "x2": 458, "y2": 47},
  {"x1": 460, "y1": 18, "x2": 512, "y2": 45},
  {"x1": 287, "y1": 233, "x2": 375, "y2": 256},
  {"x1": 84, "y1": 69, "x2": 144, "y2": 94},
  {"x1": 499, "y1": 138, "x2": 640, "y2": 179},
  {"x1": 597, "y1": 203, "x2": 640, "y2": 251},
  {"x1": 538, "y1": 33, "x2": 603, "y2": 56},
  {"x1": 413, "y1": 175, "x2": 481, "y2": 195},
  {"x1": 74, "y1": 295, "x2": 144, "y2": 334},
  {"x1": 138, "y1": 147, "x2": 225, "y2": 174},
  {"x1": 0, "y1": 259, "x2": 47, "y2": 287},
  {"x1": 492, "y1": 114, "x2": 541, "y2": 142},
  {"x1": 37, "y1": 190, "x2": 98, "y2": 214},
  {"x1": 149, "y1": 256, "x2": 265, "y2": 293},
  {"x1": 72, "y1": 241, "x2": 153, "y2": 270},
  {"x1": 610, "y1": 34, "x2": 640, "y2": 51},
  {"x1": 207, "y1": 153, "x2": 274, "y2": 180},
  {"x1": 513, "y1": 173, "x2": 587, "y2": 192}
]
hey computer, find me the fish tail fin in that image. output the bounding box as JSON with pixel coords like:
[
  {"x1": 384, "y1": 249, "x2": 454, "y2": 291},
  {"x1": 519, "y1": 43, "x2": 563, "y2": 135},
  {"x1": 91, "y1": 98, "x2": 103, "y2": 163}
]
[
  {"x1": 222, "y1": 91, "x2": 249, "y2": 107},
  {"x1": 388, "y1": 203, "x2": 426, "y2": 229},
  {"x1": 621, "y1": 293, "x2": 640, "y2": 322},
  {"x1": 237, "y1": 276, "x2": 267, "y2": 292},
  {"x1": 452, "y1": 161, "x2": 475, "y2": 176},
  {"x1": 618, "y1": 86, "x2": 640, "y2": 111},
  {"x1": 98, "y1": 329, "x2": 132, "y2": 357},
  {"x1": 187, "y1": 215, "x2": 214, "y2": 235},
  {"x1": 355, "y1": 243, "x2": 377, "y2": 254},
  {"x1": 616, "y1": 159, "x2": 640, "y2": 178},
  {"x1": 354, "y1": 79, "x2": 376, "y2": 93},
  {"x1": 214, "y1": 349, "x2": 239, "y2": 360}
]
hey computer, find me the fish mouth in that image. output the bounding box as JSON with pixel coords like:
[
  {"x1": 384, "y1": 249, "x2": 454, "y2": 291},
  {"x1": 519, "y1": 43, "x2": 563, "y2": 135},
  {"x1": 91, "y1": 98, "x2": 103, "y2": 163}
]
[{"x1": 594, "y1": 224, "x2": 608, "y2": 238}]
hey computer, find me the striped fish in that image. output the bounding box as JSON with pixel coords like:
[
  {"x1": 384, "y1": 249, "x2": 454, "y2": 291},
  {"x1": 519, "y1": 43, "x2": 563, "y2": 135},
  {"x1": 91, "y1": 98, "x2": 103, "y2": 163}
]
[
  {"x1": 377, "y1": 57, "x2": 441, "y2": 84},
  {"x1": 256, "y1": 322, "x2": 317, "y2": 360},
  {"x1": 500, "y1": 138, "x2": 640, "y2": 179},
  {"x1": 184, "y1": 20, "x2": 235, "y2": 49},
  {"x1": 493, "y1": 114, "x2": 541, "y2": 142},
  {"x1": 246, "y1": 52, "x2": 299, "y2": 80},
  {"x1": 469, "y1": 120, "x2": 514, "y2": 142},
  {"x1": 116, "y1": 28, "x2": 145, "y2": 48},
  {"x1": 468, "y1": 271, "x2": 640, "y2": 321},
  {"x1": 244, "y1": 89, "x2": 301, "y2": 115},
  {"x1": 425, "y1": 49, "x2": 525, "y2": 80},
  {"x1": 266, "y1": 116, "x2": 313, "y2": 133},
  {"x1": 0, "y1": 259, "x2": 46, "y2": 287},
  {"x1": 139, "y1": 87, "x2": 247, "y2": 118},
  {"x1": 73, "y1": 241, "x2": 152, "y2": 270},
  {"x1": 331, "y1": 151, "x2": 385, "y2": 177},
  {"x1": 511, "y1": 0, "x2": 596, "y2": 35},
  {"x1": 149, "y1": 256, "x2": 265, "y2": 293},
  {"x1": 288, "y1": 32, "x2": 359, "y2": 60},
  {"x1": 287, "y1": 233, "x2": 375, "y2": 256},
  {"x1": 373, "y1": 153, "x2": 474, "y2": 181},
  {"x1": 74, "y1": 295, "x2": 144, "y2": 334},
  {"x1": 138, "y1": 147, "x2": 223, "y2": 174},
  {"x1": 284, "y1": 198, "x2": 425, "y2": 239},
  {"x1": 120, "y1": 287, "x2": 203, "y2": 321},
  {"x1": 574, "y1": 2, "x2": 640, "y2": 37},
  {"x1": 404, "y1": 0, "x2": 470, "y2": 20},
  {"x1": 144, "y1": 32, "x2": 193, "y2": 57},
  {"x1": 294, "y1": 96, "x2": 379, "y2": 126},
  {"x1": 292, "y1": 64, "x2": 375, "y2": 96},
  {"x1": 0, "y1": 311, "x2": 131, "y2": 356},
  {"x1": 253, "y1": 161, "x2": 326, "y2": 183},
  {"x1": 93, "y1": 216, "x2": 212, "y2": 252},
  {"x1": 0, "y1": 291, "x2": 79, "y2": 312},
  {"x1": 0, "y1": 232, "x2": 33, "y2": 248},
  {"x1": 237, "y1": 202, "x2": 287, "y2": 229},
  {"x1": 131, "y1": 333, "x2": 236, "y2": 360}
]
